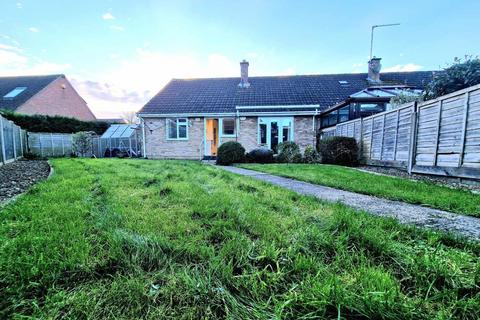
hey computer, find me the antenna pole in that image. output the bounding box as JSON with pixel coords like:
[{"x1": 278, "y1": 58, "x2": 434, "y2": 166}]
[{"x1": 370, "y1": 23, "x2": 400, "y2": 60}]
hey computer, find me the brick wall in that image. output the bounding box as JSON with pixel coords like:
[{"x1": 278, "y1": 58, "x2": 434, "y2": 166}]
[
  {"x1": 144, "y1": 117, "x2": 204, "y2": 159},
  {"x1": 294, "y1": 116, "x2": 316, "y2": 152},
  {"x1": 143, "y1": 115, "x2": 317, "y2": 159},
  {"x1": 16, "y1": 76, "x2": 96, "y2": 121}
]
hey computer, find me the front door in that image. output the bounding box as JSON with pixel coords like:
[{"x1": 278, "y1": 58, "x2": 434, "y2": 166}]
[
  {"x1": 205, "y1": 119, "x2": 219, "y2": 156},
  {"x1": 259, "y1": 117, "x2": 293, "y2": 153}
]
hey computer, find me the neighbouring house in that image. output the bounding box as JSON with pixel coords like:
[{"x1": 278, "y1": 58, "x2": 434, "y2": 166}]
[
  {"x1": 138, "y1": 58, "x2": 434, "y2": 159},
  {"x1": 0, "y1": 74, "x2": 96, "y2": 121}
]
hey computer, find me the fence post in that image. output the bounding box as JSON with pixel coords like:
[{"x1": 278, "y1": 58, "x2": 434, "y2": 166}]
[
  {"x1": 407, "y1": 102, "x2": 419, "y2": 174},
  {"x1": 0, "y1": 116, "x2": 6, "y2": 164},
  {"x1": 369, "y1": 118, "x2": 374, "y2": 161},
  {"x1": 61, "y1": 135, "x2": 65, "y2": 155},
  {"x1": 50, "y1": 133, "x2": 54, "y2": 157},
  {"x1": 433, "y1": 100, "x2": 443, "y2": 166},
  {"x1": 12, "y1": 123, "x2": 17, "y2": 159},
  {"x1": 19, "y1": 129, "x2": 24, "y2": 157},
  {"x1": 393, "y1": 109, "x2": 400, "y2": 161},
  {"x1": 458, "y1": 92, "x2": 470, "y2": 167},
  {"x1": 379, "y1": 114, "x2": 386, "y2": 160},
  {"x1": 358, "y1": 119, "x2": 364, "y2": 162}
]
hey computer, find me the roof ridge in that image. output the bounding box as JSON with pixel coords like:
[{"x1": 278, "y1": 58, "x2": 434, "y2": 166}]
[
  {"x1": 171, "y1": 70, "x2": 436, "y2": 82},
  {"x1": 0, "y1": 74, "x2": 64, "y2": 80}
]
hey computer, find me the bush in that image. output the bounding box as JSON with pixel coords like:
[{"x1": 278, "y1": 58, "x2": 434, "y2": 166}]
[
  {"x1": 389, "y1": 90, "x2": 424, "y2": 109},
  {"x1": 318, "y1": 136, "x2": 358, "y2": 166},
  {"x1": 246, "y1": 148, "x2": 274, "y2": 163},
  {"x1": 0, "y1": 111, "x2": 109, "y2": 134},
  {"x1": 216, "y1": 141, "x2": 245, "y2": 165},
  {"x1": 424, "y1": 56, "x2": 480, "y2": 100},
  {"x1": 277, "y1": 141, "x2": 302, "y2": 163},
  {"x1": 72, "y1": 131, "x2": 93, "y2": 157},
  {"x1": 303, "y1": 145, "x2": 320, "y2": 163}
]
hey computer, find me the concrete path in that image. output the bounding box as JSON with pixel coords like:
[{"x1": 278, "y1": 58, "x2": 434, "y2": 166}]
[{"x1": 218, "y1": 166, "x2": 480, "y2": 241}]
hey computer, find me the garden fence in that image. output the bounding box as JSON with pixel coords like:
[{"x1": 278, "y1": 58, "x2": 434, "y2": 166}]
[
  {"x1": 27, "y1": 132, "x2": 142, "y2": 158},
  {"x1": 320, "y1": 84, "x2": 480, "y2": 180},
  {"x1": 0, "y1": 114, "x2": 27, "y2": 165}
]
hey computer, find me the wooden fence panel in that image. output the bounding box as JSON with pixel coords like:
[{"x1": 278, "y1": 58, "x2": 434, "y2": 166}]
[{"x1": 319, "y1": 84, "x2": 480, "y2": 179}]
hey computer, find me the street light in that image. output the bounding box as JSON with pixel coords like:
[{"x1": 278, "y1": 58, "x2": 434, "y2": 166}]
[{"x1": 370, "y1": 23, "x2": 401, "y2": 60}]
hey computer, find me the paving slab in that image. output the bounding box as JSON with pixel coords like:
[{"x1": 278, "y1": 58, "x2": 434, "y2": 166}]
[{"x1": 218, "y1": 166, "x2": 480, "y2": 241}]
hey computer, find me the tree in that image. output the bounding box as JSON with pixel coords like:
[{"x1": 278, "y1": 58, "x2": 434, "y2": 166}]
[
  {"x1": 389, "y1": 90, "x2": 424, "y2": 109},
  {"x1": 121, "y1": 111, "x2": 139, "y2": 124},
  {"x1": 424, "y1": 56, "x2": 480, "y2": 100},
  {"x1": 72, "y1": 131, "x2": 92, "y2": 157}
]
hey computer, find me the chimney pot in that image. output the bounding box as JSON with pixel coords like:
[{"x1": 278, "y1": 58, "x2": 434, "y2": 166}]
[
  {"x1": 239, "y1": 60, "x2": 250, "y2": 88},
  {"x1": 367, "y1": 57, "x2": 382, "y2": 83}
]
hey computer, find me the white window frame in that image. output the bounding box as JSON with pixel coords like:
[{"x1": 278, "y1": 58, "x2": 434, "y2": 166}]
[
  {"x1": 166, "y1": 118, "x2": 189, "y2": 140},
  {"x1": 257, "y1": 117, "x2": 294, "y2": 149},
  {"x1": 219, "y1": 118, "x2": 236, "y2": 137}
]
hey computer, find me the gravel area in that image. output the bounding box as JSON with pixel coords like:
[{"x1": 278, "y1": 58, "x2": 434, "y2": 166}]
[
  {"x1": 219, "y1": 166, "x2": 480, "y2": 241},
  {"x1": 357, "y1": 166, "x2": 480, "y2": 193},
  {"x1": 0, "y1": 160, "x2": 50, "y2": 204}
]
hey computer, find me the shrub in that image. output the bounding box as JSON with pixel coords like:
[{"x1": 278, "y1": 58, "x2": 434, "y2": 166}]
[
  {"x1": 72, "y1": 131, "x2": 93, "y2": 157},
  {"x1": 277, "y1": 141, "x2": 302, "y2": 163},
  {"x1": 246, "y1": 148, "x2": 274, "y2": 163},
  {"x1": 424, "y1": 56, "x2": 480, "y2": 100},
  {"x1": 318, "y1": 136, "x2": 358, "y2": 166},
  {"x1": 0, "y1": 111, "x2": 109, "y2": 134},
  {"x1": 389, "y1": 90, "x2": 424, "y2": 109},
  {"x1": 303, "y1": 145, "x2": 320, "y2": 163},
  {"x1": 216, "y1": 141, "x2": 245, "y2": 165}
]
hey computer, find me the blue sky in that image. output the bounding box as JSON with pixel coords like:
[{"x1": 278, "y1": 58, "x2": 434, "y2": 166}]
[{"x1": 0, "y1": 0, "x2": 479, "y2": 118}]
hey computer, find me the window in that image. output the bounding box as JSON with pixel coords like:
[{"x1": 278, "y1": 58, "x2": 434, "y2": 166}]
[
  {"x1": 259, "y1": 123, "x2": 267, "y2": 144},
  {"x1": 3, "y1": 87, "x2": 27, "y2": 99},
  {"x1": 220, "y1": 118, "x2": 235, "y2": 136},
  {"x1": 166, "y1": 118, "x2": 188, "y2": 139},
  {"x1": 338, "y1": 106, "x2": 350, "y2": 123}
]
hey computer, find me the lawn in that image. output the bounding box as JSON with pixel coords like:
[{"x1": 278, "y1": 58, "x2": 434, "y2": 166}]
[
  {"x1": 0, "y1": 159, "x2": 479, "y2": 319},
  {"x1": 238, "y1": 163, "x2": 480, "y2": 217}
]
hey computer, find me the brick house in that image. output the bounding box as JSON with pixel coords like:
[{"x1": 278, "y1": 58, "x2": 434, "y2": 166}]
[
  {"x1": 0, "y1": 74, "x2": 96, "y2": 121},
  {"x1": 138, "y1": 59, "x2": 433, "y2": 159}
]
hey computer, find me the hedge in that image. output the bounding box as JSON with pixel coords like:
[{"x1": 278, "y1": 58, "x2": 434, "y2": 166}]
[{"x1": 0, "y1": 111, "x2": 110, "y2": 135}]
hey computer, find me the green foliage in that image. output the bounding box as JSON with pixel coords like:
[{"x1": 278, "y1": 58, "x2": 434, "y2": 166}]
[
  {"x1": 0, "y1": 110, "x2": 109, "y2": 134},
  {"x1": 303, "y1": 145, "x2": 320, "y2": 163},
  {"x1": 277, "y1": 141, "x2": 302, "y2": 163},
  {"x1": 318, "y1": 136, "x2": 358, "y2": 166},
  {"x1": 238, "y1": 163, "x2": 480, "y2": 217},
  {"x1": 216, "y1": 141, "x2": 245, "y2": 165},
  {"x1": 0, "y1": 159, "x2": 478, "y2": 319},
  {"x1": 72, "y1": 132, "x2": 92, "y2": 157},
  {"x1": 389, "y1": 90, "x2": 424, "y2": 108},
  {"x1": 424, "y1": 56, "x2": 480, "y2": 100},
  {"x1": 246, "y1": 148, "x2": 274, "y2": 163}
]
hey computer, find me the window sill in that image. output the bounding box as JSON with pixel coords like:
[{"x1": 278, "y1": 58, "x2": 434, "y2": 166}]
[{"x1": 166, "y1": 138, "x2": 189, "y2": 141}]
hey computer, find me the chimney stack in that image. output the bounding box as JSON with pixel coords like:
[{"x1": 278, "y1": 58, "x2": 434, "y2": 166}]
[
  {"x1": 239, "y1": 60, "x2": 250, "y2": 88},
  {"x1": 367, "y1": 57, "x2": 382, "y2": 83}
]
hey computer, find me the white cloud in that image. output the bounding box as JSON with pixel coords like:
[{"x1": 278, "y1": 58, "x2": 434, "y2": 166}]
[
  {"x1": 70, "y1": 50, "x2": 239, "y2": 118},
  {"x1": 102, "y1": 12, "x2": 115, "y2": 20},
  {"x1": 109, "y1": 25, "x2": 125, "y2": 32},
  {"x1": 28, "y1": 27, "x2": 39, "y2": 33},
  {"x1": 0, "y1": 42, "x2": 70, "y2": 76},
  {"x1": 383, "y1": 63, "x2": 423, "y2": 72},
  {"x1": 16, "y1": 2, "x2": 22, "y2": 9}
]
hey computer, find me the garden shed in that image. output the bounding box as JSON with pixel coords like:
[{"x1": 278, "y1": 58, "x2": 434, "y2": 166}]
[{"x1": 100, "y1": 124, "x2": 142, "y2": 157}]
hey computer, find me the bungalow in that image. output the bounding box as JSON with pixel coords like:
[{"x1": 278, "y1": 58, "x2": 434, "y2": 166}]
[
  {"x1": 0, "y1": 74, "x2": 96, "y2": 121},
  {"x1": 138, "y1": 58, "x2": 434, "y2": 159}
]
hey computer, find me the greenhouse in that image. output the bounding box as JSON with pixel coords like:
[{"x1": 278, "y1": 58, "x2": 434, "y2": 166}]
[{"x1": 100, "y1": 124, "x2": 142, "y2": 157}]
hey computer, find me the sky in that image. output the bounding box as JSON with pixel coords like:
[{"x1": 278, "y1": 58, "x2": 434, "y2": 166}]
[{"x1": 0, "y1": 0, "x2": 479, "y2": 118}]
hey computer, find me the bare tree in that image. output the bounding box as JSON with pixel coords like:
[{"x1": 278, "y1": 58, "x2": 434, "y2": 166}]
[{"x1": 121, "y1": 111, "x2": 139, "y2": 124}]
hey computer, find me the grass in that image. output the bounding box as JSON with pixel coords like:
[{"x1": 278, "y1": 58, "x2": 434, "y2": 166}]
[
  {"x1": 0, "y1": 158, "x2": 478, "y2": 319},
  {"x1": 238, "y1": 163, "x2": 480, "y2": 217}
]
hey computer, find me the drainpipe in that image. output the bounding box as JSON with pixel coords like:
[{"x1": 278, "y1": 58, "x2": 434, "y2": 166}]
[
  {"x1": 312, "y1": 109, "x2": 318, "y2": 147},
  {"x1": 236, "y1": 109, "x2": 240, "y2": 142},
  {"x1": 141, "y1": 117, "x2": 147, "y2": 158}
]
